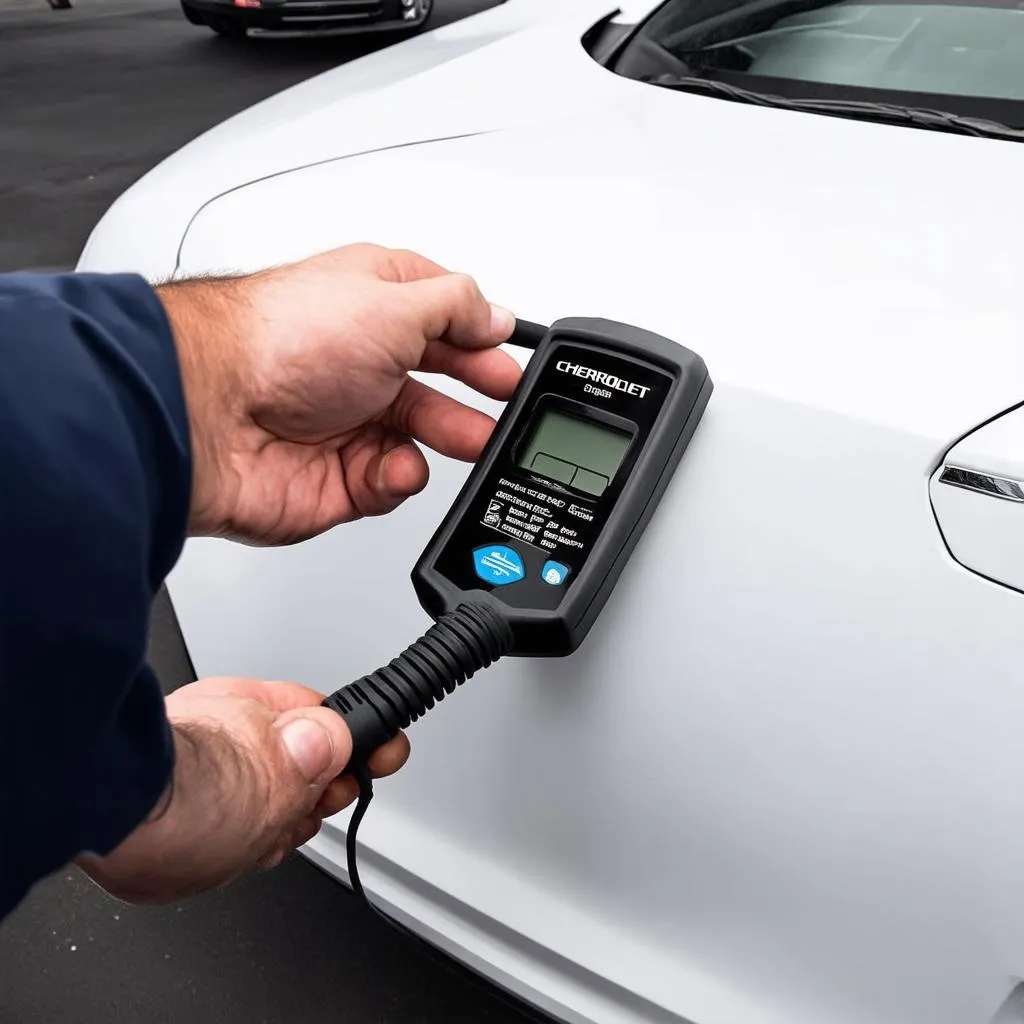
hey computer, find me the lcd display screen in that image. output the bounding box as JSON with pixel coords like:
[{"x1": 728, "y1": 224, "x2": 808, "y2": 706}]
[{"x1": 517, "y1": 408, "x2": 632, "y2": 497}]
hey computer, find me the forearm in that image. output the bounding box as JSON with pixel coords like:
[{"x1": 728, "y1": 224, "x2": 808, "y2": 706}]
[
  {"x1": 0, "y1": 272, "x2": 190, "y2": 920},
  {"x1": 77, "y1": 721, "x2": 239, "y2": 903},
  {"x1": 156, "y1": 277, "x2": 252, "y2": 538},
  {"x1": 1, "y1": 245, "x2": 507, "y2": 917}
]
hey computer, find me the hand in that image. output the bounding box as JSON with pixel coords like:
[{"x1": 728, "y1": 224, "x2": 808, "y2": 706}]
[
  {"x1": 77, "y1": 677, "x2": 408, "y2": 903},
  {"x1": 158, "y1": 243, "x2": 520, "y2": 545}
]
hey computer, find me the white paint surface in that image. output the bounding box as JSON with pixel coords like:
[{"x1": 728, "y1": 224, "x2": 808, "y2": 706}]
[{"x1": 79, "y1": 3, "x2": 1024, "y2": 1022}]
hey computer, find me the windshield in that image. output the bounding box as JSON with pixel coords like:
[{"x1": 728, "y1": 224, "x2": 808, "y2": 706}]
[{"x1": 614, "y1": 0, "x2": 1024, "y2": 127}]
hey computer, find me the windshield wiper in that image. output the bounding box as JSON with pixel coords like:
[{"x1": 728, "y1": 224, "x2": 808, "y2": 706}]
[{"x1": 645, "y1": 74, "x2": 1024, "y2": 142}]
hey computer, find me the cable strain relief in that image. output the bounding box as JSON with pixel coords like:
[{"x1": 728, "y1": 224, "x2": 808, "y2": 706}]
[{"x1": 322, "y1": 601, "x2": 513, "y2": 768}]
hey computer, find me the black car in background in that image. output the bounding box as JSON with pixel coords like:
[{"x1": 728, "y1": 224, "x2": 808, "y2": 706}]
[{"x1": 180, "y1": 0, "x2": 432, "y2": 38}]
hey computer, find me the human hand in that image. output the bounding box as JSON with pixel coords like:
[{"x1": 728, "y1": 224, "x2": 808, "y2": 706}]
[
  {"x1": 158, "y1": 243, "x2": 520, "y2": 545},
  {"x1": 77, "y1": 677, "x2": 408, "y2": 903}
]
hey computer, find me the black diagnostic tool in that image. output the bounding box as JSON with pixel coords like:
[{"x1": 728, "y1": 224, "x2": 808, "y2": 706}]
[
  {"x1": 323, "y1": 317, "x2": 711, "y2": 767},
  {"x1": 412, "y1": 316, "x2": 711, "y2": 657},
  {"x1": 321, "y1": 316, "x2": 711, "y2": 939}
]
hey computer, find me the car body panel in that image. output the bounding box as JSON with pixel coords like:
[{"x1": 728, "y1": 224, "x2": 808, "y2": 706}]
[
  {"x1": 77, "y1": 4, "x2": 1024, "y2": 1023},
  {"x1": 932, "y1": 404, "x2": 1024, "y2": 594},
  {"x1": 178, "y1": 84, "x2": 1024, "y2": 441},
  {"x1": 77, "y1": 0, "x2": 618, "y2": 279}
]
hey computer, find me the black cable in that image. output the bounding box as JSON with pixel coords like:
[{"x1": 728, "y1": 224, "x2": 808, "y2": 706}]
[
  {"x1": 344, "y1": 765, "x2": 375, "y2": 908},
  {"x1": 321, "y1": 602, "x2": 552, "y2": 1018},
  {"x1": 342, "y1": 770, "x2": 551, "y2": 1023},
  {"x1": 322, "y1": 602, "x2": 514, "y2": 767},
  {"x1": 330, "y1": 601, "x2": 514, "y2": 914},
  {"x1": 508, "y1": 318, "x2": 548, "y2": 351}
]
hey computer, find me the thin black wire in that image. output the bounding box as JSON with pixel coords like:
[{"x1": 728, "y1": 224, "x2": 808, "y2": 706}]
[
  {"x1": 344, "y1": 769, "x2": 551, "y2": 1023},
  {"x1": 508, "y1": 319, "x2": 548, "y2": 351},
  {"x1": 345, "y1": 768, "x2": 376, "y2": 907}
]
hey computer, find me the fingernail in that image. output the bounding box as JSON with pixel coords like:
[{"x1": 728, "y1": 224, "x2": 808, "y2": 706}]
[
  {"x1": 376, "y1": 449, "x2": 393, "y2": 491},
  {"x1": 279, "y1": 717, "x2": 333, "y2": 782},
  {"x1": 489, "y1": 304, "x2": 515, "y2": 339}
]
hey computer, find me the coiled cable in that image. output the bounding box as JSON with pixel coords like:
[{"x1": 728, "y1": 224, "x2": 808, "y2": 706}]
[{"x1": 319, "y1": 603, "x2": 543, "y2": 1015}]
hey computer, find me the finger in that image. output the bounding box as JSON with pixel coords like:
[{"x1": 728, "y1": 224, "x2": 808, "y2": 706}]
[
  {"x1": 386, "y1": 378, "x2": 498, "y2": 462},
  {"x1": 367, "y1": 731, "x2": 411, "y2": 778},
  {"x1": 256, "y1": 848, "x2": 288, "y2": 872},
  {"x1": 289, "y1": 816, "x2": 323, "y2": 850},
  {"x1": 315, "y1": 775, "x2": 361, "y2": 818},
  {"x1": 273, "y1": 705, "x2": 355, "y2": 789},
  {"x1": 186, "y1": 677, "x2": 329, "y2": 714},
  {"x1": 419, "y1": 342, "x2": 522, "y2": 401},
  {"x1": 256, "y1": 680, "x2": 335, "y2": 713},
  {"x1": 400, "y1": 273, "x2": 515, "y2": 349},
  {"x1": 363, "y1": 438, "x2": 430, "y2": 508},
  {"x1": 340, "y1": 426, "x2": 430, "y2": 518},
  {"x1": 258, "y1": 815, "x2": 321, "y2": 870}
]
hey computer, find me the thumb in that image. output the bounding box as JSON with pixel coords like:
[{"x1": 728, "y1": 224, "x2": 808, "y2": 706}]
[{"x1": 274, "y1": 706, "x2": 353, "y2": 787}]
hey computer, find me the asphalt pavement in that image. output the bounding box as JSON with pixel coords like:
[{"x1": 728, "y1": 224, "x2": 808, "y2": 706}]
[
  {"x1": 0, "y1": 0, "x2": 498, "y2": 271},
  {"x1": 0, "y1": 2, "x2": 537, "y2": 1021}
]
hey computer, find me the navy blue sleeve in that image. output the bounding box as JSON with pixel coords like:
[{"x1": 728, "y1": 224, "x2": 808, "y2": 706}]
[{"x1": 0, "y1": 272, "x2": 191, "y2": 920}]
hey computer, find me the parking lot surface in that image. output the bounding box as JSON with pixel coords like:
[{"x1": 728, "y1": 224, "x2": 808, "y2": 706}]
[
  {"x1": 0, "y1": 0, "x2": 495, "y2": 271},
  {"x1": 0, "y1": 2, "x2": 536, "y2": 1021}
]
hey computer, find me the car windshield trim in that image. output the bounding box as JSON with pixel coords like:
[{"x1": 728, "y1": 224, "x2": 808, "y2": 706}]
[{"x1": 645, "y1": 72, "x2": 1024, "y2": 139}]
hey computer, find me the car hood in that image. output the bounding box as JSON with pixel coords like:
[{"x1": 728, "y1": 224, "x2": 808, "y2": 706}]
[
  {"x1": 77, "y1": 0, "x2": 623, "y2": 277},
  {"x1": 176, "y1": 70, "x2": 1024, "y2": 446},
  {"x1": 166, "y1": 95, "x2": 1024, "y2": 1024},
  {"x1": 121, "y1": 11, "x2": 1024, "y2": 1021}
]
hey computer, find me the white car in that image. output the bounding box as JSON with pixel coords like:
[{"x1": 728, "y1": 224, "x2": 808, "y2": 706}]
[{"x1": 78, "y1": 2, "x2": 1024, "y2": 1023}]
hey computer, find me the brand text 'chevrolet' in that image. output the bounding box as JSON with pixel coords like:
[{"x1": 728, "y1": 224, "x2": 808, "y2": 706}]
[{"x1": 555, "y1": 361, "x2": 651, "y2": 398}]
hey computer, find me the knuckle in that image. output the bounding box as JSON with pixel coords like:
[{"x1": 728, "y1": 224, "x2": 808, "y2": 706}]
[
  {"x1": 387, "y1": 386, "x2": 416, "y2": 438},
  {"x1": 338, "y1": 241, "x2": 383, "y2": 267},
  {"x1": 257, "y1": 847, "x2": 287, "y2": 872},
  {"x1": 391, "y1": 247, "x2": 419, "y2": 265},
  {"x1": 449, "y1": 272, "x2": 481, "y2": 303}
]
